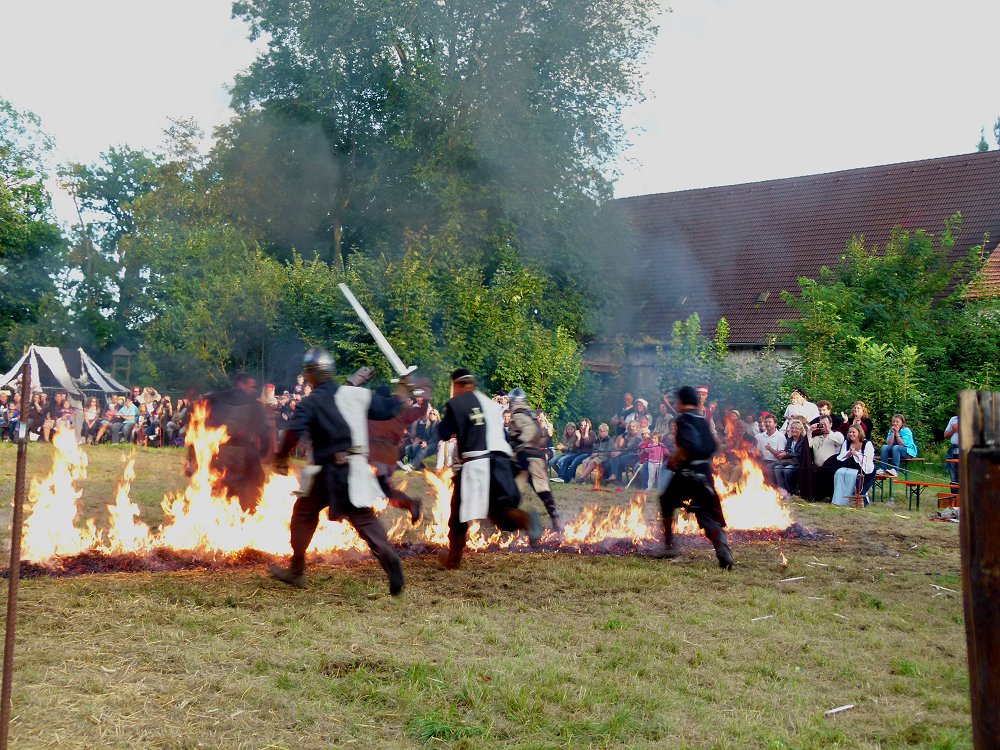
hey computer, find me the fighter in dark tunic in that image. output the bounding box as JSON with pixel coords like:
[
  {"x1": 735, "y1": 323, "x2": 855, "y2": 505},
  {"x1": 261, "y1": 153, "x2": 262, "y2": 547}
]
[
  {"x1": 437, "y1": 369, "x2": 542, "y2": 569},
  {"x1": 657, "y1": 385, "x2": 735, "y2": 569},
  {"x1": 201, "y1": 372, "x2": 273, "y2": 513},
  {"x1": 268, "y1": 348, "x2": 411, "y2": 595}
]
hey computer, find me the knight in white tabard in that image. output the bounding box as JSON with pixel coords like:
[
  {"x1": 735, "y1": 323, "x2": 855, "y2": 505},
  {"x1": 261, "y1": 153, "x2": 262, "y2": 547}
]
[
  {"x1": 268, "y1": 347, "x2": 414, "y2": 595},
  {"x1": 437, "y1": 368, "x2": 542, "y2": 569}
]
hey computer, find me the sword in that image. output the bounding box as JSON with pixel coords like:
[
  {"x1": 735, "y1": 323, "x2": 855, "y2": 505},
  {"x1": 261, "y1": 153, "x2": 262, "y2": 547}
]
[{"x1": 338, "y1": 283, "x2": 417, "y2": 382}]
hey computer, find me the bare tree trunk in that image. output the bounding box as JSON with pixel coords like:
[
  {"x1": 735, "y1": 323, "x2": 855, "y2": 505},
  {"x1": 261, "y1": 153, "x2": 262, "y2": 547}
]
[{"x1": 958, "y1": 389, "x2": 1000, "y2": 749}]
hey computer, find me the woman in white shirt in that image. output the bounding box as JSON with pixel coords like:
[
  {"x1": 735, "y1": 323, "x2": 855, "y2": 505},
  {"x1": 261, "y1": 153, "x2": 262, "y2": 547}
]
[
  {"x1": 780, "y1": 388, "x2": 820, "y2": 436},
  {"x1": 831, "y1": 425, "x2": 875, "y2": 506}
]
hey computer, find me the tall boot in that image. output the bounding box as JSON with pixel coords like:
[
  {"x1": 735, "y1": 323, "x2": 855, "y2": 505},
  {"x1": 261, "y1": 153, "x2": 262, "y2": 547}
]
[
  {"x1": 650, "y1": 515, "x2": 680, "y2": 558},
  {"x1": 439, "y1": 526, "x2": 466, "y2": 570},
  {"x1": 705, "y1": 526, "x2": 734, "y2": 570},
  {"x1": 538, "y1": 491, "x2": 561, "y2": 532},
  {"x1": 388, "y1": 488, "x2": 422, "y2": 524}
]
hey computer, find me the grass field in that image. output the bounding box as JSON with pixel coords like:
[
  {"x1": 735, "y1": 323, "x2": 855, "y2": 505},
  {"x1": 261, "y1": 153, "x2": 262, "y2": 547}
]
[{"x1": 0, "y1": 443, "x2": 972, "y2": 749}]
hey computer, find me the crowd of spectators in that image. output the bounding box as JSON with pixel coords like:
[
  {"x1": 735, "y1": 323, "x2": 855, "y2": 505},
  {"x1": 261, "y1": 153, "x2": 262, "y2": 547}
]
[{"x1": 0, "y1": 374, "x2": 958, "y2": 510}]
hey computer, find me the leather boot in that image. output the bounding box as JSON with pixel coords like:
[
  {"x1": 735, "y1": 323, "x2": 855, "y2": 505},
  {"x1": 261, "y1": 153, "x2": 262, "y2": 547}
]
[
  {"x1": 650, "y1": 516, "x2": 680, "y2": 558},
  {"x1": 539, "y1": 491, "x2": 561, "y2": 532},
  {"x1": 268, "y1": 558, "x2": 306, "y2": 588},
  {"x1": 706, "y1": 527, "x2": 735, "y2": 570}
]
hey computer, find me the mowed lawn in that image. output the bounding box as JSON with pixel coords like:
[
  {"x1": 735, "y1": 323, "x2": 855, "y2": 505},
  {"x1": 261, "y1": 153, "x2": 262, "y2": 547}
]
[{"x1": 0, "y1": 443, "x2": 972, "y2": 749}]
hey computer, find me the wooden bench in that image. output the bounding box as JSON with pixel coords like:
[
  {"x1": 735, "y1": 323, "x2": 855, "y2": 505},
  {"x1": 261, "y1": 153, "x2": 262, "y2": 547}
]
[
  {"x1": 873, "y1": 456, "x2": 925, "y2": 503},
  {"x1": 893, "y1": 479, "x2": 960, "y2": 511}
]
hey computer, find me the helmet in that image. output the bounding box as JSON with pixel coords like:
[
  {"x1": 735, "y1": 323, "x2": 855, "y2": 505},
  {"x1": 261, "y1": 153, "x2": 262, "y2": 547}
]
[
  {"x1": 302, "y1": 347, "x2": 335, "y2": 386},
  {"x1": 507, "y1": 387, "x2": 528, "y2": 406}
]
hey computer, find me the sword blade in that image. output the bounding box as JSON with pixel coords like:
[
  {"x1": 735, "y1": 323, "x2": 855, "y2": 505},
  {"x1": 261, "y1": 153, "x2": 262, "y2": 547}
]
[{"x1": 338, "y1": 283, "x2": 412, "y2": 377}]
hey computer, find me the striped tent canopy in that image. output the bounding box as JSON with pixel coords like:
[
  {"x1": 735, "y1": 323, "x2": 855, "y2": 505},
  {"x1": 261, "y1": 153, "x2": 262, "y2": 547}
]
[{"x1": 0, "y1": 346, "x2": 126, "y2": 400}]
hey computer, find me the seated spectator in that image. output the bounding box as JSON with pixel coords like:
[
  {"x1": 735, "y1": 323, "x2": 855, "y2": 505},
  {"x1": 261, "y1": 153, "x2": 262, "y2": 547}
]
[
  {"x1": 772, "y1": 418, "x2": 810, "y2": 498},
  {"x1": 25, "y1": 393, "x2": 45, "y2": 441},
  {"x1": 755, "y1": 412, "x2": 785, "y2": 486},
  {"x1": 578, "y1": 422, "x2": 615, "y2": 483},
  {"x1": 606, "y1": 420, "x2": 642, "y2": 483},
  {"x1": 780, "y1": 388, "x2": 819, "y2": 436},
  {"x1": 628, "y1": 398, "x2": 650, "y2": 427},
  {"x1": 877, "y1": 413, "x2": 917, "y2": 477},
  {"x1": 165, "y1": 398, "x2": 190, "y2": 446},
  {"x1": 561, "y1": 418, "x2": 595, "y2": 481},
  {"x1": 132, "y1": 403, "x2": 151, "y2": 447},
  {"x1": 811, "y1": 400, "x2": 844, "y2": 433},
  {"x1": 2, "y1": 392, "x2": 20, "y2": 442},
  {"x1": 42, "y1": 390, "x2": 69, "y2": 441},
  {"x1": 809, "y1": 414, "x2": 845, "y2": 500},
  {"x1": 113, "y1": 396, "x2": 139, "y2": 443},
  {"x1": 436, "y1": 435, "x2": 457, "y2": 471},
  {"x1": 0, "y1": 391, "x2": 9, "y2": 440},
  {"x1": 652, "y1": 401, "x2": 672, "y2": 436},
  {"x1": 840, "y1": 401, "x2": 874, "y2": 440},
  {"x1": 80, "y1": 397, "x2": 102, "y2": 444},
  {"x1": 402, "y1": 408, "x2": 442, "y2": 470},
  {"x1": 548, "y1": 422, "x2": 581, "y2": 482},
  {"x1": 943, "y1": 414, "x2": 959, "y2": 485},
  {"x1": 830, "y1": 425, "x2": 876, "y2": 506}
]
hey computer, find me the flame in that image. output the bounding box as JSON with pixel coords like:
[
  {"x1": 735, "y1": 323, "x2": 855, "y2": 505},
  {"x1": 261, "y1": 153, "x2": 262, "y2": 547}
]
[{"x1": 18, "y1": 417, "x2": 794, "y2": 564}]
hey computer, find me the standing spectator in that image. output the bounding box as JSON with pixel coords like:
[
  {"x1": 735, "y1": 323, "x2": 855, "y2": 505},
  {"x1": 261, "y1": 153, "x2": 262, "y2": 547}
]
[
  {"x1": 943, "y1": 414, "x2": 959, "y2": 485},
  {"x1": 812, "y1": 400, "x2": 844, "y2": 433},
  {"x1": 840, "y1": 401, "x2": 874, "y2": 440},
  {"x1": 831, "y1": 425, "x2": 876, "y2": 506},
  {"x1": 877, "y1": 414, "x2": 918, "y2": 477},
  {"x1": 640, "y1": 431, "x2": 670, "y2": 490},
  {"x1": 780, "y1": 388, "x2": 820, "y2": 436}
]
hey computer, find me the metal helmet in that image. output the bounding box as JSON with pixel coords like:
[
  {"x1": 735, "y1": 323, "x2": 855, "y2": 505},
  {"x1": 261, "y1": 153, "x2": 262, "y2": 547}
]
[
  {"x1": 302, "y1": 347, "x2": 335, "y2": 386},
  {"x1": 507, "y1": 387, "x2": 528, "y2": 407}
]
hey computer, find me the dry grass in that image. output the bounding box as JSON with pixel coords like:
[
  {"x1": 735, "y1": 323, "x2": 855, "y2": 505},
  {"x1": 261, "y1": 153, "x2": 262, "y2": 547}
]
[{"x1": 0, "y1": 443, "x2": 972, "y2": 749}]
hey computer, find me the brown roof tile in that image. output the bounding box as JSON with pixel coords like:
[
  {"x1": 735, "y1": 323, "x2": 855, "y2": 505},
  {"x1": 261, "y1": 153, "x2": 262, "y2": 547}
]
[{"x1": 612, "y1": 151, "x2": 1000, "y2": 344}]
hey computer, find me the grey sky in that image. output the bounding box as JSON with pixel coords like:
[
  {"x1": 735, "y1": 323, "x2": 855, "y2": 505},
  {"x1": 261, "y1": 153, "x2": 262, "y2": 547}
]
[{"x1": 2, "y1": 0, "x2": 999, "y2": 222}]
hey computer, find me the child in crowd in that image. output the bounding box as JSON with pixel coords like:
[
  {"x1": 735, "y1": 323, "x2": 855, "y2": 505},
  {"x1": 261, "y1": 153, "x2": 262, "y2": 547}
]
[{"x1": 639, "y1": 431, "x2": 670, "y2": 490}]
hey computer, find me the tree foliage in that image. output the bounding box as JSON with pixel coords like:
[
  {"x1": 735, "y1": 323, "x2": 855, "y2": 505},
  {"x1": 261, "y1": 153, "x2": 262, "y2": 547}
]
[
  {"x1": 0, "y1": 99, "x2": 64, "y2": 359},
  {"x1": 781, "y1": 216, "x2": 997, "y2": 440}
]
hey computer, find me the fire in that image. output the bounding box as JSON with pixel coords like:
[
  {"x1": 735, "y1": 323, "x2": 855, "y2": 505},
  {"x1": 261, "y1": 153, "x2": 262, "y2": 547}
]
[{"x1": 17, "y1": 416, "x2": 794, "y2": 564}]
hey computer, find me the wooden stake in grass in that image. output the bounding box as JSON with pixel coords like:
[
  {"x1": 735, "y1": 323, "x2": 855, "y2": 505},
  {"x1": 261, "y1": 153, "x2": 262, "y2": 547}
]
[
  {"x1": 0, "y1": 360, "x2": 31, "y2": 750},
  {"x1": 958, "y1": 389, "x2": 1000, "y2": 750}
]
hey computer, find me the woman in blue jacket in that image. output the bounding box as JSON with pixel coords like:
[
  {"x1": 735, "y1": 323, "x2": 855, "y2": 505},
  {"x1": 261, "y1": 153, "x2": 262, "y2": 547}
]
[{"x1": 877, "y1": 413, "x2": 917, "y2": 477}]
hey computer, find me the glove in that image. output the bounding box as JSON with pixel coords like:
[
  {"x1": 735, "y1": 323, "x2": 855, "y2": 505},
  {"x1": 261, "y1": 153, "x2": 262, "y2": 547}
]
[
  {"x1": 274, "y1": 455, "x2": 290, "y2": 475},
  {"x1": 346, "y1": 366, "x2": 375, "y2": 386}
]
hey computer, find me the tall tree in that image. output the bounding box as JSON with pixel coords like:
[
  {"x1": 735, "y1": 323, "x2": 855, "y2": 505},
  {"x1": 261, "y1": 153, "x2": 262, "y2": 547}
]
[
  {"x1": 225, "y1": 0, "x2": 657, "y2": 298},
  {"x1": 0, "y1": 99, "x2": 64, "y2": 359}
]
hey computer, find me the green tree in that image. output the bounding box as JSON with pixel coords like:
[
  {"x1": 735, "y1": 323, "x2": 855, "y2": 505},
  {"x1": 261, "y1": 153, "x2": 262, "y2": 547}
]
[
  {"x1": 0, "y1": 99, "x2": 64, "y2": 359},
  {"x1": 781, "y1": 216, "x2": 994, "y2": 439},
  {"x1": 977, "y1": 127, "x2": 989, "y2": 152},
  {"x1": 225, "y1": 0, "x2": 657, "y2": 308}
]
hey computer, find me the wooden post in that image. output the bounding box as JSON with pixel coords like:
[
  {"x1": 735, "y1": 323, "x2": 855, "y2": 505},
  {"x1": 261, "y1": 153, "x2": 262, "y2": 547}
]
[
  {"x1": 0, "y1": 361, "x2": 32, "y2": 750},
  {"x1": 958, "y1": 390, "x2": 1000, "y2": 749}
]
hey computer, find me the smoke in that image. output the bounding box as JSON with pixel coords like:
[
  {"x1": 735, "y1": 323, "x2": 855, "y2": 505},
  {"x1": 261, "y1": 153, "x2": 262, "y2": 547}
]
[{"x1": 215, "y1": 109, "x2": 341, "y2": 263}]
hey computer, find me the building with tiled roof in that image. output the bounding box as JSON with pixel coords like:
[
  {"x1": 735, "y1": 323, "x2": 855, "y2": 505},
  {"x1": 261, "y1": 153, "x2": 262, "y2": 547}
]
[{"x1": 611, "y1": 151, "x2": 1000, "y2": 347}]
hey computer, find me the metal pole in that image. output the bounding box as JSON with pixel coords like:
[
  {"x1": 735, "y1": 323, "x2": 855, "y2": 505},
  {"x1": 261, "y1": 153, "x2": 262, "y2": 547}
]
[
  {"x1": 958, "y1": 389, "x2": 1000, "y2": 749},
  {"x1": 0, "y1": 360, "x2": 32, "y2": 750}
]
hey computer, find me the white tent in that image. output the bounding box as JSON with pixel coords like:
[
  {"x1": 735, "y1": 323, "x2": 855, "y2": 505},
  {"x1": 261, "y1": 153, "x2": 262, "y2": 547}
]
[{"x1": 0, "y1": 346, "x2": 127, "y2": 404}]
